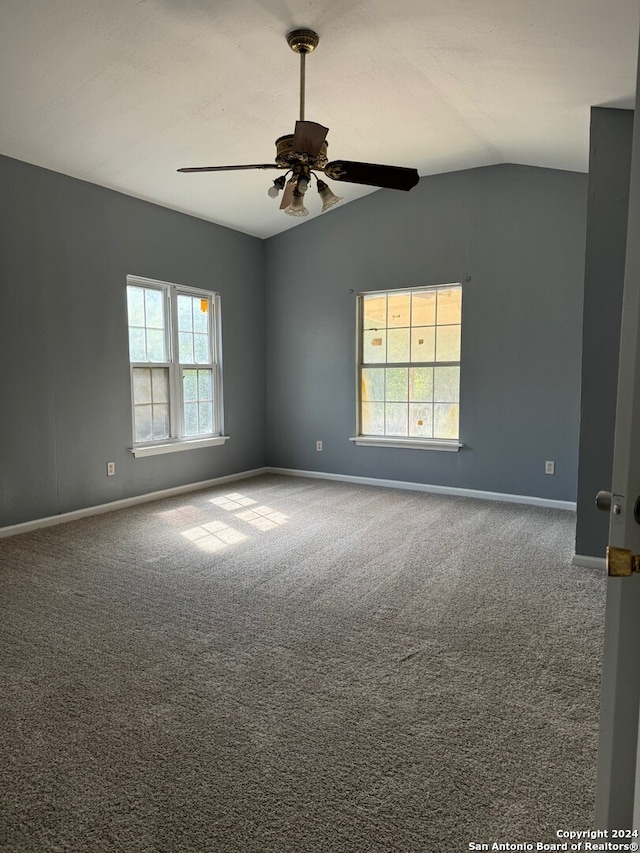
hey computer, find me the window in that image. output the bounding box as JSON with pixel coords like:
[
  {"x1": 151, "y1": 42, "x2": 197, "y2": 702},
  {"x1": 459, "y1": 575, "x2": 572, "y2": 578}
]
[
  {"x1": 352, "y1": 283, "x2": 462, "y2": 450},
  {"x1": 126, "y1": 276, "x2": 226, "y2": 457}
]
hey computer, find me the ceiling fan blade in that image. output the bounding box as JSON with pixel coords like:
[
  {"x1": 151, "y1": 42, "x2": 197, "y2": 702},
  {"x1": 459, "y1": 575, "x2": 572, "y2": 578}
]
[
  {"x1": 292, "y1": 121, "x2": 329, "y2": 156},
  {"x1": 279, "y1": 180, "x2": 295, "y2": 210},
  {"x1": 323, "y1": 160, "x2": 419, "y2": 191},
  {"x1": 177, "y1": 164, "x2": 282, "y2": 173}
]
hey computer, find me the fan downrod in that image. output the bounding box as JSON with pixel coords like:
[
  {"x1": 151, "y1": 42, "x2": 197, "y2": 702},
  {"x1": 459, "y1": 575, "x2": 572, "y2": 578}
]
[{"x1": 287, "y1": 29, "x2": 319, "y2": 54}]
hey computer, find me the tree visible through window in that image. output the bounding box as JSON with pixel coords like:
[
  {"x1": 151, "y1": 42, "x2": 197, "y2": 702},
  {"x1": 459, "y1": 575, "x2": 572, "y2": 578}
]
[
  {"x1": 358, "y1": 284, "x2": 462, "y2": 441},
  {"x1": 126, "y1": 276, "x2": 222, "y2": 448}
]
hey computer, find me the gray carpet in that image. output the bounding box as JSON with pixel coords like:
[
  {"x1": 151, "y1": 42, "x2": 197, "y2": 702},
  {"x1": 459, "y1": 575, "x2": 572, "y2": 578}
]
[{"x1": 0, "y1": 474, "x2": 605, "y2": 852}]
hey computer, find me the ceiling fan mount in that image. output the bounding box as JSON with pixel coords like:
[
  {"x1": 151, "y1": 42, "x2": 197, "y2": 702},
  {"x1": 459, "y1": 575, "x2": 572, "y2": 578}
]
[
  {"x1": 177, "y1": 28, "x2": 419, "y2": 217},
  {"x1": 286, "y1": 28, "x2": 319, "y2": 54}
]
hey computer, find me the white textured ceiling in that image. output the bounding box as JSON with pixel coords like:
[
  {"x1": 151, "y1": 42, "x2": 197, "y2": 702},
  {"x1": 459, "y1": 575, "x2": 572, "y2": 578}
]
[{"x1": 1, "y1": 0, "x2": 638, "y2": 238}]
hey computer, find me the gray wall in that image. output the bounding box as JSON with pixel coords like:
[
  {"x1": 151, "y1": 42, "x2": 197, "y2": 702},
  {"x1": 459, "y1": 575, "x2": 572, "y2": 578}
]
[
  {"x1": 0, "y1": 154, "x2": 266, "y2": 527},
  {"x1": 264, "y1": 164, "x2": 588, "y2": 501},
  {"x1": 575, "y1": 108, "x2": 634, "y2": 558},
  {"x1": 0, "y1": 156, "x2": 592, "y2": 529}
]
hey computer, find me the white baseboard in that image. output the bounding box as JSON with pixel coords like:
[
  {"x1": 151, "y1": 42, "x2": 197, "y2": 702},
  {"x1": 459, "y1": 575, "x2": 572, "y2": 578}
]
[
  {"x1": 0, "y1": 467, "x2": 269, "y2": 539},
  {"x1": 0, "y1": 464, "x2": 578, "y2": 541},
  {"x1": 571, "y1": 554, "x2": 607, "y2": 571},
  {"x1": 265, "y1": 467, "x2": 577, "y2": 511}
]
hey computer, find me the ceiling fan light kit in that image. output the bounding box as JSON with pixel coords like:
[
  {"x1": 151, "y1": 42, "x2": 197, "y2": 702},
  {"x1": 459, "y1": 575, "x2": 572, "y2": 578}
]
[{"x1": 177, "y1": 29, "x2": 419, "y2": 218}]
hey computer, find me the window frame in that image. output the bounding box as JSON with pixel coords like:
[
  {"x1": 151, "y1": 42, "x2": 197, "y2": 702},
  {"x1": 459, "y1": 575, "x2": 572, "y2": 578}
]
[
  {"x1": 350, "y1": 282, "x2": 463, "y2": 452},
  {"x1": 126, "y1": 275, "x2": 228, "y2": 457}
]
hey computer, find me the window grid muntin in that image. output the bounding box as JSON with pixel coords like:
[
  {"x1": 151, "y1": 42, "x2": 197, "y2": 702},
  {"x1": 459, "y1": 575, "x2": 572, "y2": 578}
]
[
  {"x1": 127, "y1": 277, "x2": 222, "y2": 447},
  {"x1": 127, "y1": 285, "x2": 169, "y2": 364},
  {"x1": 177, "y1": 293, "x2": 212, "y2": 365},
  {"x1": 182, "y1": 367, "x2": 214, "y2": 436},
  {"x1": 132, "y1": 366, "x2": 171, "y2": 442},
  {"x1": 358, "y1": 284, "x2": 461, "y2": 441},
  {"x1": 171, "y1": 288, "x2": 216, "y2": 439}
]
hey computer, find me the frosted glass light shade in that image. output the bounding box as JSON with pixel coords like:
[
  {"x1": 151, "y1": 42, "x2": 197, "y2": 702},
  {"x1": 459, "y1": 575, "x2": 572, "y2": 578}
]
[
  {"x1": 317, "y1": 179, "x2": 343, "y2": 212},
  {"x1": 285, "y1": 189, "x2": 309, "y2": 217}
]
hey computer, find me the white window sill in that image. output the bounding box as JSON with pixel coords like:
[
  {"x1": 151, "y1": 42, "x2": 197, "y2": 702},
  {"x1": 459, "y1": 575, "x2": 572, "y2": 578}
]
[
  {"x1": 349, "y1": 436, "x2": 463, "y2": 452},
  {"x1": 131, "y1": 436, "x2": 230, "y2": 458}
]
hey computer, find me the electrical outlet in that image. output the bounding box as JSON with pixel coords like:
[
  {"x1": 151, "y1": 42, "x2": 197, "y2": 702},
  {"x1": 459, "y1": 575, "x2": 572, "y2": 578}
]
[
  {"x1": 106, "y1": 461, "x2": 115, "y2": 477},
  {"x1": 316, "y1": 441, "x2": 323, "y2": 452},
  {"x1": 545, "y1": 460, "x2": 555, "y2": 475}
]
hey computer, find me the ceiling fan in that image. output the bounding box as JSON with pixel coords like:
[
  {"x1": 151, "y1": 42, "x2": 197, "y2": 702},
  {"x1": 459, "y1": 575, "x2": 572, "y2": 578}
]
[{"x1": 177, "y1": 28, "x2": 420, "y2": 217}]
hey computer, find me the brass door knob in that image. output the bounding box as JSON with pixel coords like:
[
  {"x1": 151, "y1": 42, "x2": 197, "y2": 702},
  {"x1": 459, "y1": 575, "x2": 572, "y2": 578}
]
[{"x1": 606, "y1": 546, "x2": 640, "y2": 576}]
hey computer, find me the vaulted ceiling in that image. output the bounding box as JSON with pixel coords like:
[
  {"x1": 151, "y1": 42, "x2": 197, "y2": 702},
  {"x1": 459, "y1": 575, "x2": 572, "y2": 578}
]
[{"x1": 1, "y1": 0, "x2": 638, "y2": 238}]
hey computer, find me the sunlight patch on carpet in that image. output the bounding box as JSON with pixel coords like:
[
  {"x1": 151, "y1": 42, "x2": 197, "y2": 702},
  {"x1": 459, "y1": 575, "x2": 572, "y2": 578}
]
[{"x1": 180, "y1": 519, "x2": 247, "y2": 552}]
